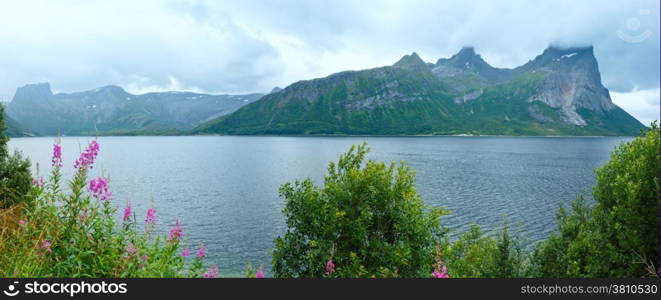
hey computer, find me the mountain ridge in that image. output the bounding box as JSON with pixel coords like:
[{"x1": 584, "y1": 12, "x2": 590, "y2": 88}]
[
  {"x1": 6, "y1": 83, "x2": 264, "y2": 136},
  {"x1": 194, "y1": 45, "x2": 645, "y2": 136},
  {"x1": 2, "y1": 110, "x2": 36, "y2": 137}
]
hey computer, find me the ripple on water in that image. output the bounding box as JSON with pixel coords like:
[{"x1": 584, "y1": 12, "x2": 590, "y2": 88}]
[{"x1": 8, "y1": 135, "x2": 631, "y2": 275}]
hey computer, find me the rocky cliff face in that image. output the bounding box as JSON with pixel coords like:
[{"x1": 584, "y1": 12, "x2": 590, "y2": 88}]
[
  {"x1": 521, "y1": 46, "x2": 615, "y2": 125},
  {"x1": 196, "y1": 45, "x2": 644, "y2": 136},
  {"x1": 432, "y1": 46, "x2": 624, "y2": 126},
  {"x1": 6, "y1": 83, "x2": 264, "y2": 135}
]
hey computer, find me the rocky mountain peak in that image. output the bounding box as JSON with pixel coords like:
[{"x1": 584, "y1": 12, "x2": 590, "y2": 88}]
[
  {"x1": 432, "y1": 47, "x2": 513, "y2": 85},
  {"x1": 92, "y1": 85, "x2": 129, "y2": 96},
  {"x1": 524, "y1": 45, "x2": 596, "y2": 70},
  {"x1": 13, "y1": 82, "x2": 53, "y2": 102},
  {"x1": 393, "y1": 52, "x2": 430, "y2": 72},
  {"x1": 525, "y1": 45, "x2": 615, "y2": 125},
  {"x1": 436, "y1": 46, "x2": 493, "y2": 70}
]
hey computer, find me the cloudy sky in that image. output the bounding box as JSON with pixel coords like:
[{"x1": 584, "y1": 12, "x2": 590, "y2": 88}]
[{"x1": 0, "y1": 0, "x2": 658, "y2": 124}]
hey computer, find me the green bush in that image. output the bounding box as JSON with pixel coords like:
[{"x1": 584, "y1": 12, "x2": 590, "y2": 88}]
[
  {"x1": 0, "y1": 139, "x2": 218, "y2": 278},
  {"x1": 532, "y1": 123, "x2": 660, "y2": 277},
  {"x1": 272, "y1": 142, "x2": 448, "y2": 278},
  {"x1": 442, "y1": 224, "x2": 528, "y2": 278},
  {"x1": 0, "y1": 105, "x2": 33, "y2": 209}
]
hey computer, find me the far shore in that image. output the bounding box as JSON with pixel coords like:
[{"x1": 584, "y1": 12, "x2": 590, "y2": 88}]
[{"x1": 10, "y1": 133, "x2": 640, "y2": 139}]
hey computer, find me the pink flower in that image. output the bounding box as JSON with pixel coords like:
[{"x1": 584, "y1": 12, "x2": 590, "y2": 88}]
[
  {"x1": 18, "y1": 220, "x2": 26, "y2": 226},
  {"x1": 41, "y1": 240, "x2": 52, "y2": 253},
  {"x1": 74, "y1": 140, "x2": 100, "y2": 170},
  {"x1": 325, "y1": 259, "x2": 335, "y2": 276},
  {"x1": 203, "y1": 266, "x2": 219, "y2": 278},
  {"x1": 168, "y1": 219, "x2": 183, "y2": 243},
  {"x1": 144, "y1": 208, "x2": 156, "y2": 225},
  {"x1": 89, "y1": 177, "x2": 111, "y2": 202},
  {"x1": 123, "y1": 204, "x2": 132, "y2": 222},
  {"x1": 126, "y1": 243, "x2": 138, "y2": 257},
  {"x1": 196, "y1": 245, "x2": 206, "y2": 258},
  {"x1": 31, "y1": 177, "x2": 45, "y2": 188},
  {"x1": 432, "y1": 266, "x2": 449, "y2": 278},
  {"x1": 181, "y1": 248, "x2": 190, "y2": 257},
  {"x1": 255, "y1": 270, "x2": 264, "y2": 278},
  {"x1": 52, "y1": 143, "x2": 62, "y2": 168}
]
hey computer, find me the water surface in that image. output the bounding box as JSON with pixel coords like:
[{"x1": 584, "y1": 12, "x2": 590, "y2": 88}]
[{"x1": 9, "y1": 135, "x2": 630, "y2": 275}]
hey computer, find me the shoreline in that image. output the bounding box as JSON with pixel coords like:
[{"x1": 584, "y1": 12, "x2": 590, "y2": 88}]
[{"x1": 10, "y1": 133, "x2": 639, "y2": 138}]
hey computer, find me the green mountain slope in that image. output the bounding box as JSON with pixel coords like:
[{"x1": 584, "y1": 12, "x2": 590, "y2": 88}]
[
  {"x1": 3, "y1": 110, "x2": 36, "y2": 137},
  {"x1": 195, "y1": 46, "x2": 645, "y2": 136}
]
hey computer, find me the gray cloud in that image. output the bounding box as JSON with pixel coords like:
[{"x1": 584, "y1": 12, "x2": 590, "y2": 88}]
[{"x1": 0, "y1": 0, "x2": 658, "y2": 123}]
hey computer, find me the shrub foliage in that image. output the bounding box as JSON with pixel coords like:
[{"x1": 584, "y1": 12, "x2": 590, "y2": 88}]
[
  {"x1": 272, "y1": 143, "x2": 448, "y2": 277},
  {"x1": 532, "y1": 123, "x2": 660, "y2": 277},
  {"x1": 0, "y1": 105, "x2": 33, "y2": 209}
]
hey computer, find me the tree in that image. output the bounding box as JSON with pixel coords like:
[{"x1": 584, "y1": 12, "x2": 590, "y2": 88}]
[
  {"x1": 0, "y1": 151, "x2": 32, "y2": 208},
  {"x1": 441, "y1": 224, "x2": 528, "y2": 278},
  {"x1": 0, "y1": 105, "x2": 33, "y2": 208},
  {"x1": 491, "y1": 225, "x2": 526, "y2": 277},
  {"x1": 0, "y1": 106, "x2": 8, "y2": 158},
  {"x1": 272, "y1": 142, "x2": 448, "y2": 277},
  {"x1": 532, "y1": 123, "x2": 660, "y2": 277}
]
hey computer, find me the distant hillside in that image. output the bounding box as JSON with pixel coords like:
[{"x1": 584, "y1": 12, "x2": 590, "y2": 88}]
[
  {"x1": 3, "y1": 109, "x2": 36, "y2": 137},
  {"x1": 195, "y1": 46, "x2": 645, "y2": 136},
  {"x1": 6, "y1": 84, "x2": 264, "y2": 136}
]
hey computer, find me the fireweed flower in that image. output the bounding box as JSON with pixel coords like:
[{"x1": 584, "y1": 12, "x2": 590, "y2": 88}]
[
  {"x1": 196, "y1": 245, "x2": 206, "y2": 258},
  {"x1": 123, "y1": 204, "x2": 132, "y2": 222},
  {"x1": 168, "y1": 219, "x2": 183, "y2": 242},
  {"x1": 432, "y1": 266, "x2": 449, "y2": 278},
  {"x1": 144, "y1": 208, "x2": 156, "y2": 225},
  {"x1": 41, "y1": 240, "x2": 52, "y2": 253},
  {"x1": 89, "y1": 177, "x2": 111, "y2": 202},
  {"x1": 181, "y1": 248, "x2": 190, "y2": 257},
  {"x1": 255, "y1": 270, "x2": 264, "y2": 278},
  {"x1": 74, "y1": 140, "x2": 100, "y2": 170},
  {"x1": 52, "y1": 143, "x2": 62, "y2": 167},
  {"x1": 203, "y1": 266, "x2": 219, "y2": 278},
  {"x1": 31, "y1": 177, "x2": 44, "y2": 188},
  {"x1": 126, "y1": 243, "x2": 138, "y2": 257},
  {"x1": 325, "y1": 259, "x2": 335, "y2": 276}
]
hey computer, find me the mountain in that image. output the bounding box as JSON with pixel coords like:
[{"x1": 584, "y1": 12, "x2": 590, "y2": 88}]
[
  {"x1": 2, "y1": 110, "x2": 36, "y2": 137},
  {"x1": 6, "y1": 83, "x2": 263, "y2": 136},
  {"x1": 195, "y1": 46, "x2": 645, "y2": 136}
]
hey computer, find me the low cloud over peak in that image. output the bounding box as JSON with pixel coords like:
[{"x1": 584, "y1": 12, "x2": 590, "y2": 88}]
[{"x1": 0, "y1": 0, "x2": 657, "y2": 123}]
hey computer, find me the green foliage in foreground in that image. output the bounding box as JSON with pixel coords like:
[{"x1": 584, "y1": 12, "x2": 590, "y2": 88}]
[
  {"x1": 0, "y1": 140, "x2": 216, "y2": 277},
  {"x1": 442, "y1": 224, "x2": 528, "y2": 278},
  {"x1": 272, "y1": 142, "x2": 530, "y2": 278},
  {"x1": 0, "y1": 105, "x2": 33, "y2": 209},
  {"x1": 532, "y1": 123, "x2": 660, "y2": 277},
  {"x1": 1, "y1": 119, "x2": 657, "y2": 278},
  {"x1": 272, "y1": 143, "x2": 449, "y2": 277},
  {"x1": 273, "y1": 124, "x2": 659, "y2": 278}
]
